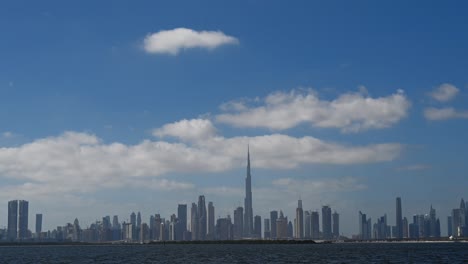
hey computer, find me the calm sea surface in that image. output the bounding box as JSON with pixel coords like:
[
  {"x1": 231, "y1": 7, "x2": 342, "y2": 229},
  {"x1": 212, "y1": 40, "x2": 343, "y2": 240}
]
[{"x1": 0, "y1": 243, "x2": 467, "y2": 263}]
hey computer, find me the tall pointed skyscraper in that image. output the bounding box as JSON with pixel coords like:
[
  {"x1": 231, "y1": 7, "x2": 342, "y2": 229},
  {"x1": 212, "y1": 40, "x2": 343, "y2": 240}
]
[{"x1": 244, "y1": 145, "x2": 253, "y2": 237}]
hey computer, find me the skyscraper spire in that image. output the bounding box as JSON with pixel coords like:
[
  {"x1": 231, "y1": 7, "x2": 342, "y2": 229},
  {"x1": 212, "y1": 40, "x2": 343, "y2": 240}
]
[{"x1": 244, "y1": 145, "x2": 253, "y2": 237}]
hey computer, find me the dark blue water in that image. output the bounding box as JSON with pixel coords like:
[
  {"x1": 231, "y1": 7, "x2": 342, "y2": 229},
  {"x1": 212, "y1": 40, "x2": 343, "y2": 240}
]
[{"x1": 0, "y1": 243, "x2": 467, "y2": 263}]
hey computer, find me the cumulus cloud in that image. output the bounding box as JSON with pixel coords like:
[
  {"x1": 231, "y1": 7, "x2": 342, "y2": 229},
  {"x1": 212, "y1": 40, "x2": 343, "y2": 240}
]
[
  {"x1": 143, "y1": 28, "x2": 238, "y2": 55},
  {"x1": 429, "y1": 83, "x2": 459, "y2": 102},
  {"x1": 424, "y1": 107, "x2": 468, "y2": 121},
  {"x1": 0, "y1": 122, "x2": 402, "y2": 197},
  {"x1": 153, "y1": 118, "x2": 217, "y2": 141},
  {"x1": 216, "y1": 88, "x2": 410, "y2": 133}
]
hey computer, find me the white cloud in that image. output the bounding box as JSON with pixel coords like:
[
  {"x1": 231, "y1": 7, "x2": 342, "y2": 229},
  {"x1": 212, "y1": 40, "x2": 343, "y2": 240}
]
[
  {"x1": 1, "y1": 131, "x2": 14, "y2": 138},
  {"x1": 271, "y1": 177, "x2": 366, "y2": 193},
  {"x1": 143, "y1": 28, "x2": 238, "y2": 55},
  {"x1": 216, "y1": 88, "x2": 411, "y2": 133},
  {"x1": 153, "y1": 118, "x2": 217, "y2": 141},
  {"x1": 0, "y1": 122, "x2": 402, "y2": 197},
  {"x1": 429, "y1": 83, "x2": 459, "y2": 102},
  {"x1": 395, "y1": 164, "x2": 430, "y2": 171},
  {"x1": 424, "y1": 107, "x2": 468, "y2": 121}
]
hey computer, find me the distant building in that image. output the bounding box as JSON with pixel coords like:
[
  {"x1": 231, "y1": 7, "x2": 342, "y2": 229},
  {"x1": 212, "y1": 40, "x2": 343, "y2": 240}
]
[
  {"x1": 198, "y1": 195, "x2": 207, "y2": 240},
  {"x1": 18, "y1": 200, "x2": 29, "y2": 240},
  {"x1": 295, "y1": 200, "x2": 304, "y2": 239},
  {"x1": 332, "y1": 211, "x2": 339, "y2": 239},
  {"x1": 311, "y1": 211, "x2": 320, "y2": 239},
  {"x1": 253, "y1": 215, "x2": 261, "y2": 238},
  {"x1": 177, "y1": 204, "x2": 187, "y2": 241},
  {"x1": 191, "y1": 203, "x2": 198, "y2": 240},
  {"x1": 322, "y1": 206, "x2": 332, "y2": 240},
  {"x1": 270, "y1": 211, "x2": 278, "y2": 239},
  {"x1": 304, "y1": 211, "x2": 311, "y2": 238},
  {"x1": 234, "y1": 207, "x2": 244, "y2": 239},
  {"x1": 359, "y1": 211, "x2": 371, "y2": 240},
  {"x1": 244, "y1": 147, "x2": 254, "y2": 237},
  {"x1": 276, "y1": 211, "x2": 288, "y2": 239},
  {"x1": 8, "y1": 200, "x2": 18, "y2": 241},
  {"x1": 36, "y1": 214, "x2": 43, "y2": 235},
  {"x1": 264, "y1": 218, "x2": 271, "y2": 239},
  {"x1": 373, "y1": 214, "x2": 388, "y2": 239},
  {"x1": 402, "y1": 217, "x2": 408, "y2": 238},
  {"x1": 208, "y1": 202, "x2": 215, "y2": 240},
  {"x1": 140, "y1": 223, "x2": 149, "y2": 242},
  {"x1": 396, "y1": 197, "x2": 403, "y2": 239},
  {"x1": 216, "y1": 216, "x2": 233, "y2": 240},
  {"x1": 447, "y1": 216, "x2": 453, "y2": 237}
]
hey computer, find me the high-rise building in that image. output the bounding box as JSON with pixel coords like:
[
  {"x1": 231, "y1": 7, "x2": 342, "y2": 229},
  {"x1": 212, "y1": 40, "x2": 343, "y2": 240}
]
[
  {"x1": 447, "y1": 216, "x2": 453, "y2": 237},
  {"x1": 137, "y1": 212, "x2": 142, "y2": 229},
  {"x1": 264, "y1": 218, "x2": 271, "y2": 239},
  {"x1": 177, "y1": 204, "x2": 187, "y2": 240},
  {"x1": 332, "y1": 211, "x2": 339, "y2": 239},
  {"x1": 359, "y1": 211, "x2": 371, "y2": 240},
  {"x1": 295, "y1": 200, "x2": 304, "y2": 239},
  {"x1": 234, "y1": 207, "x2": 244, "y2": 239},
  {"x1": 198, "y1": 195, "x2": 207, "y2": 240},
  {"x1": 244, "y1": 146, "x2": 254, "y2": 237},
  {"x1": 322, "y1": 206, "x2": 332, "y2": 240},
  {"x1": 7, "y1": 200, "x2": 18, "y2": 240},
  {"x1": 254, "y1": 215, "x2": 261, "y2": 238},
  {"x1": 216, "y1": 216, "x2": 233, "y2": 240},
  {"x1": 304, "y1": 211, "x2": 311, "y2": 238},
  {"x1": 270, "y1": 211, "x2": 278, "y2": 239},
  {"x1": 396, "y1": 197, "x2": 403, "y2": 239},
  {"x1": 130, "y1": 212, "x2": 136, "y2": 226},
  {"x1": 18, "y1": 200, "x2": 29, "y2": 240},
  {"x1": 402, "y1": 217, "x2": 408, "y2": 238},
  {"x1": 208, "y1": 202, "x2": 215, "y2": 240},
  {"x1": 373, "y1": 214, "x2": 388, "y2": 239},
  {"x1": 191, "y1": 203, "x2": 198, "y2": 240},
  {"x1": 276, "y1": 211, "x2": 288, "y2": 239},
  {"x1": 311, "y1": 211, "x2": 320, "y2": 239},
  {"x1": 35, "y1": 213, "x2": 42, "y2": 235}
]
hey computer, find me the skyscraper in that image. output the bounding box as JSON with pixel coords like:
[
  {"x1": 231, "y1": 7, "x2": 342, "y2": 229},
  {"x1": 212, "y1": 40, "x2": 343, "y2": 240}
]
[
  {"x1": 295, "y1": 199, "x2": 304, "y2": 239},
  {"x1": 332, "y1": 211, "x2": 339, "y2": 239},
  {"x1": 359, "y1": 211, "x2": 370, "y2": 240},
  {"x1": 264, "y1": 218, "x2": 271, "y2": 239},
  {"x1": 208, "y1": 202, "x2": 215, "y2": 240},
  {"x1": 18, "y1": 200, "x2": 29, "y2": 240},
  {"x1": 8, "y1": 200, "x2": 18, "y2": 240},
  {"x1": 396, "y1": 197, "x2": 403, "y2": 239},
  {"x1": 244, "y1": 146, "x2": 253, "y2": 237},
  {"x1": 177, "y1": 204, "x2": 187, "y2": 240},
  {"x1": 270, "y1": 210, "x2": 278, "y2": 239},
  {"x1": 304, "y1": 211, "x2": 311, "y2": 238},
  {"x1": 254, "y1": 215, "x2": 261, "y2": 238},
  {"x1": 191, "y1": 203, "x2": 198, "y2": 240},
  {"x1": 322, "y1": 205, "x2": 332, "y2": 240},
  {"x1": 311, "y1": 211, "x2": 320, "y2": 239},
  {"x1": 36, "y1": 214, "x2": 42, "y2": 235},
  {"x1": 234, "y1": 206, "x2": 244, "y2": 239},
  {"x1": 198, "y1": 195, "x2": 207, "y2": 240},
  {"x1": 276, "y1": 211, "x2": 288, "y2": 239}
]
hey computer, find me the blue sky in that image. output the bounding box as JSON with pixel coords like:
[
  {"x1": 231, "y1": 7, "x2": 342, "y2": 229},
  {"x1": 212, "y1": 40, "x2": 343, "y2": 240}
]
[{"x1": 1, "y1": 0, "x2": 467, "y2": 236}]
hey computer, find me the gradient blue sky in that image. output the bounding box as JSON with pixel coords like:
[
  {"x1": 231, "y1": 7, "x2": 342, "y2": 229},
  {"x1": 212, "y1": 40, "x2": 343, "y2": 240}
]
[{"x1": 1, "y1": 0, "x2": 467, "y2": 236}]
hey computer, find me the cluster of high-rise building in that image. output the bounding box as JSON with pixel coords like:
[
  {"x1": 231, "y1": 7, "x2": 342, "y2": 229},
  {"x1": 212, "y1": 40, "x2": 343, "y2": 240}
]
[
  {"x1": 1, "y1": 149, "x2": 465, "y2": 243},
  {"x1": 447, "y1": 198, "x2": 468, "y2": 238},
  {"x1": 358, "y1": 197, "x2": 442, "y2": 240}
]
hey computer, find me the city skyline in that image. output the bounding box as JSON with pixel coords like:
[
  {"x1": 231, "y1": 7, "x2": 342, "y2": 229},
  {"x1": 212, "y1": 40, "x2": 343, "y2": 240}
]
[
  {"x1": 0, "y1": 1, "x2": 468, "y2": 237},
  {"x1": 1, "y1": 148, "x2": 466, "y2": 239}
]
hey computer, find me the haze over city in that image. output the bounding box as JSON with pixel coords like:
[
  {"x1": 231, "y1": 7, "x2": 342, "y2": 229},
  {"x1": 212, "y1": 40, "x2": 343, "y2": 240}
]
[{"x1": 0, "y1": 1, "x2": 467, "y2": 237}]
